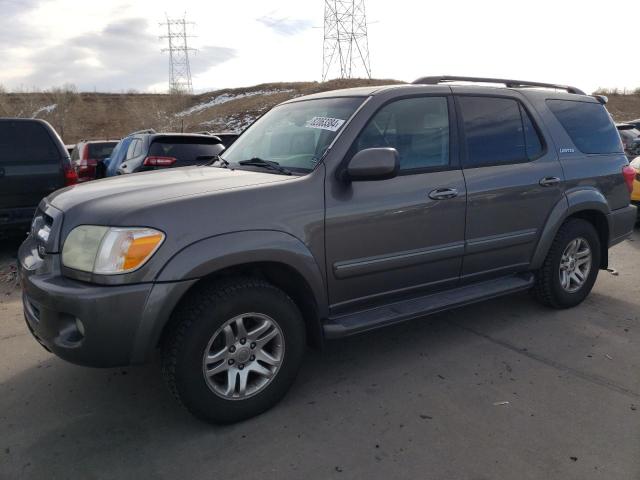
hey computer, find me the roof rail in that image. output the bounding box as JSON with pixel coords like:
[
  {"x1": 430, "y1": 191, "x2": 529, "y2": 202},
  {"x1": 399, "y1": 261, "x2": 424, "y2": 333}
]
[
  {"x1": 128, "y1": 128, "x2": 156, "y2": 136},
  {"x1": 412, "y1": 76, "x2": 586, "y2": 95}
]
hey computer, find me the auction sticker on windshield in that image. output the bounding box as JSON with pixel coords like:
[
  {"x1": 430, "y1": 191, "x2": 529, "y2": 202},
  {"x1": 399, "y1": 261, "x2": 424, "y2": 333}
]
[{"x1": 305, "y1": 117, "x2": 346, "y2": 132}]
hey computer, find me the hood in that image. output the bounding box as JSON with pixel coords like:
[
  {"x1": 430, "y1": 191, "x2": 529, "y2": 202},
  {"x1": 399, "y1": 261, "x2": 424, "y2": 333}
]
[{"x1": 48, "y1": 166, "x2": 294, "y2": 213}]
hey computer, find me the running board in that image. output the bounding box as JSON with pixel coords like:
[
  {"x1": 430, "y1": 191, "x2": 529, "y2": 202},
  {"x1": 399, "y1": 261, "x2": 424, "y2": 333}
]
[{"x1": 323, "y1": 273, "x2": 535, "y2": 339}]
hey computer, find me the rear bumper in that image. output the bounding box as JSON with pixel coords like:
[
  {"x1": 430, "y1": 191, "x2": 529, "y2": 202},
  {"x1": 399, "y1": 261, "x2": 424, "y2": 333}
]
[
  {"x1": 18, "y1": 237, "x2": 196, "y2": 367},
  {"x1": 0, "y1": 206, "x2": 35, "y2": 232},
  {"x1": 609, "y1": 204, "x2": 638, "y2": 247}
]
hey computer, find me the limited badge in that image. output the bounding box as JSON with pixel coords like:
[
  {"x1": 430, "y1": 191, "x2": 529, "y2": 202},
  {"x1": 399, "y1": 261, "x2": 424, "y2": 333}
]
[{"x1": 305, "y1": 116, "x2": 346, "y2": 132}]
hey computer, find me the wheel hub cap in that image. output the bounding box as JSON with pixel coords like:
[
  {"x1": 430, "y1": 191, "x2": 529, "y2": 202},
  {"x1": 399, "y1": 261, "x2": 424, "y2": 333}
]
[
  {"x1": 559, "y1": 237, "x2": 592, "y2": 294},
  {"x1": 202, "y1": 313, "x2": 285, "y2": 400}
]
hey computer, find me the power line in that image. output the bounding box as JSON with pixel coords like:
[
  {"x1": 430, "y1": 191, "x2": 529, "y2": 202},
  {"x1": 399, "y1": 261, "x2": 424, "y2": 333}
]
[
  {"x1": 322, "y1": 0, "x2": 371, "y2": 81},
  {"x1": 160, "y1": 15, "x2": 196, "y2": 94}
]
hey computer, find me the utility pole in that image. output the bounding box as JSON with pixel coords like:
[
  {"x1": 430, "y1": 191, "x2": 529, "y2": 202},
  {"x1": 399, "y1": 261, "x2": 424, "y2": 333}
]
[
  {"x1": 160, "y1": 15, "x2": 196, "y2": 94},
  {"x1": 322, "y1": 0, "x2": 371, "y2": 81}
]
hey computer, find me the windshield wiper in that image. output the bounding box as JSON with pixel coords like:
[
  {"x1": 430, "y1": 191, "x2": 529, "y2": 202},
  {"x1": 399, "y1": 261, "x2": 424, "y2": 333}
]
[
  {"x1": 238, "y1": 157, "x2": 292, "y2": 175},
  {"x1": 198, "y1": 154, "x2": 230, "y2": 168}
]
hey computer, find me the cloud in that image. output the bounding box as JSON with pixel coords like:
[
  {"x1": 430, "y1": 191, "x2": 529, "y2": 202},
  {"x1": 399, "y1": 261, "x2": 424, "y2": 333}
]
[
  {"x1": 256, "y1": 15, "x2": 313, "y2": 36},
  {"x1": 0, "y1": 0, "x2": 46, "y2": 47},
  {"x1": 15, "y1": 17, "x2": 236, "y2": 91}
]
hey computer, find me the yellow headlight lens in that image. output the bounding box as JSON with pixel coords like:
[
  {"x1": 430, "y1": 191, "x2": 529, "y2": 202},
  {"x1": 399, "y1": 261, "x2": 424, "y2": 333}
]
[{"x1": 62, "y1": 226, "x2": 165, "y2": 274}]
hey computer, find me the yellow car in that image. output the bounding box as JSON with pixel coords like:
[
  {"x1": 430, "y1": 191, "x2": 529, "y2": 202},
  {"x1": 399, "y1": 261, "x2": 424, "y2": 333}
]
[{"x1": 631, "y1": 157, "x2": 640, "y2": 208}]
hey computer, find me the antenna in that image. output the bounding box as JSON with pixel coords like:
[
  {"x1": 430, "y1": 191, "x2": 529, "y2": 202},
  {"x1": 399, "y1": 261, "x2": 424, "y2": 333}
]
[
  {"x1": 160, "y1": 15, "x2": 196, "y2": 94},
  {"x1": 322, "y1": 0, "x2": 372, "y2": 81}
]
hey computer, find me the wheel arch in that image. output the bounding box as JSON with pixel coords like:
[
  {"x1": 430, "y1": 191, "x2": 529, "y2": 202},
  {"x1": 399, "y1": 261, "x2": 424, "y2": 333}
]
[
  {"x1": 531, "y1": 189, "x2": 611, "y2": 270},
  {"x1": 133, "y1": 231, "x2": 328, "y2": 362}
]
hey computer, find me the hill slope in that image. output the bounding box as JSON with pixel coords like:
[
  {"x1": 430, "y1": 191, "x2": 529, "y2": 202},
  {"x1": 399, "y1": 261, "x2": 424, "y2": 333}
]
[{"x1": 1, "y1": 80, "x2": 638, "y2": 143}]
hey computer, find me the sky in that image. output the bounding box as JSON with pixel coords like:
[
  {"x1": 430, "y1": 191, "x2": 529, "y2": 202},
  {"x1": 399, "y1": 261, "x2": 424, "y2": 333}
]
[{"x1": 0, "y1": 0, "x2": 636, "y2": 95}]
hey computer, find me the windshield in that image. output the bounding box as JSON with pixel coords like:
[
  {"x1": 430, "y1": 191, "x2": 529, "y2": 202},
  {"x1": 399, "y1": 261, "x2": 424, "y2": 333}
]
[{"x1": 222, "y1": 97, "x2": 365, "y2": 173}]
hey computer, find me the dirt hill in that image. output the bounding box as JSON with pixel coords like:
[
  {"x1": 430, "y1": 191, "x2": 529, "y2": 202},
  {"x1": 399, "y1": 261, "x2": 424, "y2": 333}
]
[{"x1": 0, "y1": 80, "x2": 638, "y2": 144}]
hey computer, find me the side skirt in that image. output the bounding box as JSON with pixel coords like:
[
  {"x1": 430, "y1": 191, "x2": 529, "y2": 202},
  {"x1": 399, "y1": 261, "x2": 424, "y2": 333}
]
[{"x1": 323, "y1": 273, "x2": 534, "y2": 339}]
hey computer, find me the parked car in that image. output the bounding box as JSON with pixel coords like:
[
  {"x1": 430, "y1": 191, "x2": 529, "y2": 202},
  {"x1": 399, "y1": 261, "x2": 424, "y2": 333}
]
[
  {"x1": 19, "y1": 76, "x2": 637, "y2": 424},
  {"x1": 1, "y1": 118, "x2": 76, "y2": 234},
  {"x1": 616, "y1": 123, "x2": 640, "y2": 159},
  {"x1": 626, "y1": 119, "x2": 640, "y2": 130},
  {"x1": 103, "y1": 129, "x2": 156, "y2": 177},
  {"x1": 70, "y1": 140, "x2": 118, "y2": 182},
  {"x1": 117, "y1": 133, "x2": 224, "y2": 174},
  {"x1": 629, "y1": 156, "x2": 640, "y2": 213}
]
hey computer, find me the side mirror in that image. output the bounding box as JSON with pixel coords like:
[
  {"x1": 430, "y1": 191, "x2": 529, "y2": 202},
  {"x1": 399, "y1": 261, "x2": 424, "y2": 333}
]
[{"x1": 345, "y1": 147, "x2": 399, "y2": 181}]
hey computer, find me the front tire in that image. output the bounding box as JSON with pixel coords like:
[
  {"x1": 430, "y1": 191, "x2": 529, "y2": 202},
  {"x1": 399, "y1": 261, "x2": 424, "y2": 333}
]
[
  {"x1": 534, "y1": 218, "x2": 601, "y2": 309},
  {"x1": 161, "y1": 277, "x2": 306, "y2": 424}
]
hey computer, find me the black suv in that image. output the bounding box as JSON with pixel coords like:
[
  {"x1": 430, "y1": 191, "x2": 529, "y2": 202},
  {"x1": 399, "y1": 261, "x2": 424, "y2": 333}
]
[
  {"x1": 117, "y1": 133, "x2": 225, "y2": 174},
  {"x1": 1, "y1": 119, "x2": 76, "y2": 234},
  {"x1": 19, "y1": 77, "x2": 637, "y2": 423}
]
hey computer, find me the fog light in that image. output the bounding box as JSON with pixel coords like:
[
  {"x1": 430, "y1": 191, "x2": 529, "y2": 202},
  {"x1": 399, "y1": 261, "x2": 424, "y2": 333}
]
[{"x1": 75, "y1": 318, "x2": 85, "y2": 337}]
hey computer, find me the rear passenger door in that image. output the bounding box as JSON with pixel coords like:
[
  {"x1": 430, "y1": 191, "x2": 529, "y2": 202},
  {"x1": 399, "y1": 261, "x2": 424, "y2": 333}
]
[{"x1": 453, "y1": 90, "x2": 564, "y2": 281}]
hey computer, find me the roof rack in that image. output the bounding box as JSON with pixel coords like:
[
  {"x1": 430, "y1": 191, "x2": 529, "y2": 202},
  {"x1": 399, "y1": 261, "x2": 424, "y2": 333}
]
[{"x1": 412, "y1": 76, "x2": 586, "y2": 95}]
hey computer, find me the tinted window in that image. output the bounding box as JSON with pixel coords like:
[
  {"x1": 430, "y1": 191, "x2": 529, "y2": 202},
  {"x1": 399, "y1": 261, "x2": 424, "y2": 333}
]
[
  {"x1": 355, "y1": 97, "x2": 450, "y2": 171},
  {"x1": 149, "y1": 138, "x2": 225, "y2": 166},
  {"x1": 0, "y1": 121, "x2": 59, "y2": 165},
  {"x1": 459, "y1": 96, "x2": 543, "y2": 167},
  {"x1": 547, "y1": 100, "x2": 622, "y2": 154},
  {"x1": 88, "y1": 142, "x2": 117, "y2": 160}
]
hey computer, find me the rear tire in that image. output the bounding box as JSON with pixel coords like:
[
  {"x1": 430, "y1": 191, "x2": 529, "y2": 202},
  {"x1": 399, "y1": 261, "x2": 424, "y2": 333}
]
[
  {"x1": 534, "y1": 218, "x2": 601, "y2": 309},
  {"x1": 161, "y1": 277, "x2": 306, "y2": 424}
]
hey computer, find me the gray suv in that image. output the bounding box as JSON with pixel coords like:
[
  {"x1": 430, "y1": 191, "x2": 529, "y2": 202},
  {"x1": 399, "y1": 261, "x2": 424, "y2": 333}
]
[{"x1": 19, "y1": 77, "x2": 637, "y2": 423}]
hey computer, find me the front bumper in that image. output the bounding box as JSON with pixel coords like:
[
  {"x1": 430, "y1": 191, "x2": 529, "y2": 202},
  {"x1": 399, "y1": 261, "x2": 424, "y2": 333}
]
[{"x1": 19, "y1": 236, "x2": 195, "y2": 367}]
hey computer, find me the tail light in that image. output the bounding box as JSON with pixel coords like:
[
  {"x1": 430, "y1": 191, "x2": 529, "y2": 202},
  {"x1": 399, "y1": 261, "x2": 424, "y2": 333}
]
[
  {"x1": 622, "y1": 165, "x2": 636, "y2": 194},
  {"x1": 62, "y1": 158, "x2": 78, "y2": 186},
  {"x1": 143, "y1": 156, "x2": 177, "y2": 167}
]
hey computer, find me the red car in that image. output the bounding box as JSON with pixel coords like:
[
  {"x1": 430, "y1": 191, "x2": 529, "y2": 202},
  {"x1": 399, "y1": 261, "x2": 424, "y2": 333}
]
[{"x1": 71, "y1": 140, "x2": 118, "y2": 182}]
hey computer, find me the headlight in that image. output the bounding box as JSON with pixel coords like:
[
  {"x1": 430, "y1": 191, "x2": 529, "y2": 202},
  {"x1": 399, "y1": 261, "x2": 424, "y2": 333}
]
[{"x1": 62, "y1": 226, "x2": 165, "y2": 274}]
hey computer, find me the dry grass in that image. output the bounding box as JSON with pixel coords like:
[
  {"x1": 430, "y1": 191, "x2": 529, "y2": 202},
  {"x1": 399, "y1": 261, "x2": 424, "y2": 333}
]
[{"x1": 1, "y1": 79, "x2": 639, "y2": 142}]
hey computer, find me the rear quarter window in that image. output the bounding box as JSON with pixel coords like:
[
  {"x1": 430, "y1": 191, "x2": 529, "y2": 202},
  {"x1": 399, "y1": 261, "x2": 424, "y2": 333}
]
[
  {"x1": 88, "y1": 142, "x2": 117, "y2": 160},
  {"x1": 546, "y1": 100, "x2": 622, "y2": 154},
  {"x1": 149, "y1": 138, "x2": 225, "y2": 166},
  {"x1": 0, "y1": 121, "x2": 60, "y2": 165}
]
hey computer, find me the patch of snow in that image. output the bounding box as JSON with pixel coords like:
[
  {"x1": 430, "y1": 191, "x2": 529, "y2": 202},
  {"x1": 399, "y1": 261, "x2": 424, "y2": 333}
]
[
  {"x1": 199, "y1": 113, "x2": 258, "y2": 133},
  {"x1": 32, "y1": 104, "x2": 57, "y2": 118},
  {"x1": 176, "y1": 89, "x2": 294, "y2": 117}
]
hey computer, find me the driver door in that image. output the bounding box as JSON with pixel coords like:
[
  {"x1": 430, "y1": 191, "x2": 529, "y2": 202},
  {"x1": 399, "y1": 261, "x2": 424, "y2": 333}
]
[{"x1": 324, "y1": 95, "x2": 467, "y2": 312}]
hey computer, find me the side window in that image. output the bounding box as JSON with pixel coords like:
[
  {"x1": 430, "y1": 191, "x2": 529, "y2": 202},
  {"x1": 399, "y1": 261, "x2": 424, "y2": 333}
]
[
  {"x1": 458, "y1": 96, "x2": 543, "y2": 167},
  {"x1": 546, "y1": 99, "x2": 623, "y2": 154},
  {"x1": 0, "y1": 121, "x2": 59, "y2": 165},
  {"x1": 354, "y1": 97, "x2": 450, "y2": 171},
  {"x1": 126, "y1": 139, "x2": 141, "y2": 159}
]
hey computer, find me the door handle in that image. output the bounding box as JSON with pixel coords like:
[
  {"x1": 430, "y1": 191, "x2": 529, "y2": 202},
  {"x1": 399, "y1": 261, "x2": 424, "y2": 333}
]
[
  {"x1": 539, "y1": 176, "x2": 561, "y2": 187},
  {"x1": 0, "y1": 167, "x2": 5, "y2": 177},
  {"x1": 428, "y1": 187, "x2": 458, "y2": 200}
]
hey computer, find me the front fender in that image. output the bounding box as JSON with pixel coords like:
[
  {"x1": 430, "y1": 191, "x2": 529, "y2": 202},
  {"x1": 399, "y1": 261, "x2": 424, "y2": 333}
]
[
  {"x1": 130, "y1": 230, "x2": 328, "y2": 363},
  {"x1": 530, "y1": 188, "x2": 611, "y2": 270},
  {"x1": 157, "y1": 229, "x2": 328, "y2": 311}
]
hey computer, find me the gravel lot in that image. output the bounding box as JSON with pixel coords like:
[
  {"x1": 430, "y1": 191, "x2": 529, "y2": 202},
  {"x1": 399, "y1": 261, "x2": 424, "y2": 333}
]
[{"x1": 1, "y1": 230, "x2": 639, "y2": 480}]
